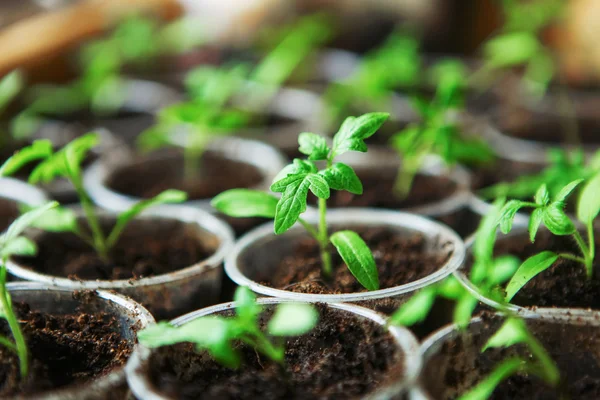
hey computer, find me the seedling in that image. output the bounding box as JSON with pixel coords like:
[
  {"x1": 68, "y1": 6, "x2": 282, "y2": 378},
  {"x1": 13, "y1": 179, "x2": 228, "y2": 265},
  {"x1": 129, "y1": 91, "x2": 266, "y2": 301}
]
[
  {"x1": 498, "y1": 176, "x2": 599, "y2": 300},
  {"x1": 480, "y1": 148, "x2": 600, "y2": 201},
  {"x1": 0, "y1": 135, "x2": 187, "y2": 262},
  {"x1": 389, "y1": 198, "x2": 519, "y2": 329},
  {"x1": 459, "y1": 317, "x2": 560, "y2": 400},
  {"x1": 0, "y1": 201, "x2": 60, "y2": 378},
  {"x1": 390, "y1": 59, "x2": 496, "y2": 196},
  {"x1": 213, "y1": 112, "x2": 389, "y2": 290},
  {"x1": 138, "y1": 286, "x2": 318, "y2": 368}
]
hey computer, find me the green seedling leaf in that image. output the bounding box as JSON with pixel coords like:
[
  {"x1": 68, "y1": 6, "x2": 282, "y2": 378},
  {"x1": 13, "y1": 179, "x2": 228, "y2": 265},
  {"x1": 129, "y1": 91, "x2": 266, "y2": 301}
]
[
  {"x1": 330, "y1": 230, "x2": 379, "y2": 291},
  {"x1": 268, "y1": 303, "x2": 319, "y2": 336},
  {"x1": 453, "y1": 294, "x2": 479, "y2": 329},
  {"x1": 25, "y1": 206, "x2": 78, "y2": 233},
  {"x1": 458, "y1": 358, "x2": 525, "y2": 400},
  {"x1": 498, "y1": 200, "x2": 530, "y2": 234},
  {"x1": 542, "y1": 204, "x2": 575, "y2": 236},
  {"x1": 2, "y1": 202, "x2": 58, "y2": 245},
  {"x1": 331, "y1": 113, "x2": 389, "y2": 158},
  {"x1": 271, "y1": 159, "x2": 317, "y2": 184},
  {"x1": 483, "y1": 318, "x2": 529, "y2": 351},
  {"x1": 212, "y1": 189, "x2": 278, "y2": 218},
  {"x1": 534, "y1": 184, "x2": 550, "y2": 206},
  {"x1": 0, "y1": 71, "x2": 23, "y2": 113},
  {"x1": 0, "y1": 237, "x2": 36, "y2": 259},
  {"x1": 11, "y1": 111, "x2": 41, "y2": 140},
  {"x1": 106, "y1": 189, "x2": 187, "y2": 249},
  {"x1": 484, "y1": 32, "x2": 540, "y2": 68},
  {"x1": 234, "y1": 286, "x2": 261, "y2": 323},
  {"x1": 577, "y1": 172, "x2": 600, "y2": 224},
  {"x1": 0, "y1": 140, "x2": 53, "y2": 177},
  {"x1": 319, "y1": 163, "x2": 363, "y2": 195},
  {"x1": 474, "y1": 198, "x2": 506, "y2": 264},
  {"x1": 505, "y1": 251, "x2": 558, "y2": 301},
  {"x1": 298, "y1": 132, "x2": 330, "y2": 160},
  {"x1": 529, "y1": 208, "x2": 543, "y2": 242},
  {"x1": 553, "y1": 178, "x2": 583, "y2": 204},
  {"x1": 389, "y1": 286, "x2": 436, "y2": 326},
  {"x1": 489, "y1": 255, "x2": 521, "y2": 286}
]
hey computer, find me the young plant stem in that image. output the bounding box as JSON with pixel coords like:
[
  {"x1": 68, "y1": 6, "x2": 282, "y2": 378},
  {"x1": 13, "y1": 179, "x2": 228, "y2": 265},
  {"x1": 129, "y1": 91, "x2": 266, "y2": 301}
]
[
  {"x1": 318, "y1": 197, "x2": 332, "y2": 279},
  {"x1": 0, "y1": 267, "x2": 27, "y2": 378},
  {"x1": 524, "y1": 334, "x2": 560, "y2": 386},
  {"x1": 572, "y1": 230, "x2": 593, "y2": 278},
  {"x1": 183, "y1": 127, "x2": 204, "y2": 181}
]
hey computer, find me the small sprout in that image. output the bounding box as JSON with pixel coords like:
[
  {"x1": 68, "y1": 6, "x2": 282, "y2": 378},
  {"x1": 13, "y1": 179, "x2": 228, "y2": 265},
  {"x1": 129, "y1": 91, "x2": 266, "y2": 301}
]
[
  {"x1": 1, "y1": 135, "x2": 187, "y2": 262},
  {"x1": 498, "y1": 177, "x2": 598, "y2": 301},
  {"x1": 138, "y1": 286, "x2": 318, "y2": 368},
  {"x1": 213, "y1": 112, "x2": 389, "y2": 290},
  {"x1": 0, "y1": 70, "x2": 23, "y2": 114},
  {"x1": 459, "y1": 317, "x2": 560, "y2": 400},
  {"x1": 0, "y1": 201, "x2": 60, "y2": 378}
]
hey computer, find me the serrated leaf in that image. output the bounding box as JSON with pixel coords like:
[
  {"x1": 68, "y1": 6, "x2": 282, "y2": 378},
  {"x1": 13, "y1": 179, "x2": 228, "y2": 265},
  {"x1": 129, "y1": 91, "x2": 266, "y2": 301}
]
[
  {"x1": 320, "y1": 163, "x2": 363, "y2": 194},
  {"x1": 389, "y1": 286, "x2": 437, "y2": 326},
  {"x1": 529, "y1": 208, "x2": 543, "y2": 242},
  {"x1": 542, "y1": 204, "x2": 575, "y2": 236},
  {"x1": 534, "y1": 184, "x2": 549, "y2": 206},
  {"x1": 577, "y1": 173, "x2": 600, "y2": 224},
  {"x1": 272, "y1": 176, "x2": 311, "y2": 234},
  {"x1": 234, "y1": 286, "x2": 261, "y2": 323},
  {"x1": 554, "y1": 179, "x2": 583, "y2": 203},
  {"x1": 271, "y1": 159, "x2": 317, "y2": 188},
  {"x1": 0, "y1": 237, "x2": 37, "y2": 259},
  {"x1": 268, "y1": 303, "x2": 318, "y2": 336},
  {"x1": 458, "y1": 358, "x2": 525, "y2": 400},
  {"x1": 330, "y1": 230, "x2": 379, "y2": 291},
  {"x1": 505, "y1": 251, "x2": 558, "y2": 301},
  {"x1": 498, "y1": 200, "x2": 529, "y2": 234},
  {"x1": 0, "y1": 140, "x2": 53, "y2": 177},
  {"x1": 298, "y1": 132, "x2": 329, "y2": 160},
  {"x1": 212, "y1": 189, "x2": 278, "y2": 218},
  {"x1": 306, "y1": 173, "x2": 330, "y2": 199},
  {"x1": 331, "y1": 112, "x2": 389, "y2": 158}
]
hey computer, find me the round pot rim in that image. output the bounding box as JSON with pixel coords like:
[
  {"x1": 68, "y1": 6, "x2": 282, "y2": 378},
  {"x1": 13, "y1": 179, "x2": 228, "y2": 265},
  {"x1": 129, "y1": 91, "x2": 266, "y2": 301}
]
[
  {"x1": 0, "y1": 177, "x2": 49, "y2": 208},
  {"x1": 5, "y1": 281, "x2": 155, "y2": 400},
  {"x1": 6, "y1": 205, "x2": 234, "y2": 289},
  {"x1": 225, "y1": 208, "x2": 466, "y2": 302},
  {"x1": 83, "y1": 136, "x2": 287, "y2": 213},
  {"x1": 126, "y1": 298, "x2": 421, "y2": 400},
  {"x1": 410, "y1": 307, "x2": 600, "y2": 399}
]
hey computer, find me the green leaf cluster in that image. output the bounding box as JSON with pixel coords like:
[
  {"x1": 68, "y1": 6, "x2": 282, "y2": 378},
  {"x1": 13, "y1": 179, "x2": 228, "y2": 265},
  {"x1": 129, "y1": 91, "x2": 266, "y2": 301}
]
[
  {"x1": 0, "y1": 135, "x2": 187, "y2": 261},
  {"x1": 213, "y1": 112, "x2": 389, "y2": 290},
  {"x1": 138, "y1": 286, "x2": 318, "y2": 368}
]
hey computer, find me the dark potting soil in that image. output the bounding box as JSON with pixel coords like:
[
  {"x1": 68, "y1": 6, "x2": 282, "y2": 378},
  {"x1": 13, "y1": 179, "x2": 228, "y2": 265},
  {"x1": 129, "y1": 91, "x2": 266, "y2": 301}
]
[
  {"x1": 13, "y1": 218, "x2": 214, "y2": 281},
  {"x1": 469, "y1": 157, "x2": 543, "y2": 193},
  {"x1": 106, "y1": 152, "x2": 263, "y2": 201},
  {"x1": 0, "y1": 198, "x2": 20, "y2": 234},
  {"x1": 144, "y1": 304, "x2": 404, "y2": 400},
  {"x1": 421, "y1": 315, "x2": 600, "y2": 399},
  {"x1": 487, "y1": 229, "x2": 600, "y2": 309},
  {"x1": 0, "y1": 301, "x2": 132, "y2": 397},
  {"x1": 265, "y1": 228, "x2": 453, "y2": 295}
]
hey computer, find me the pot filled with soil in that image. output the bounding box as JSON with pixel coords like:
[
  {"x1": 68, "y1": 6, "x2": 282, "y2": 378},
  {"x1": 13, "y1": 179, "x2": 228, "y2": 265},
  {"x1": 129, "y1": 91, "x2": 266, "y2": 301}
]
[
  {"x1": 0, "y1": 177, "x2": 48, "y2": 233},
  {"x1": 409, "y1": 309, "x2": 600, "y2": 399},
  {"x1": 6, "y1": 205, "x2": 234, "y2": 320},
  {"x1": 0, "y1": 282, "x2": 154, "y2": 399},
  {"x1": 84, "y1": 137, "x2": 287, "y2": 236},
  {"x1": 225, "y1": 209, "x2": 465, "y2": 314},
  {"x1": 126, "y1": 297, "x2": 421, "y2": 400}
]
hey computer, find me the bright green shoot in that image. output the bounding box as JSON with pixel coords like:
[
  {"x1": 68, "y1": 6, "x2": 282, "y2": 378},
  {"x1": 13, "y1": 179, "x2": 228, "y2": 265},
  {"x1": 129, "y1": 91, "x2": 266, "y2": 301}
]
[
  {"x1": 459, "y1": 317, "x2": 560, "y2": 400},
  {"x1": 0, "y1": 201, "x2": 60, "y2": 378},
  {"x1": 0, "y1": 135, "x2": 187, "y2": 262},
  {"x1": 498, "y1": 177, "x2": 599, "y2": 300},
  {"x1": 213, "y1": 112, "x2": 389, "y2": 290},
  {"x1": 138, "y1": 286, "x2": 318, "y2": 369},
  {"x1": 0, "y1": 70, "x2": 23, "y2": 115}
]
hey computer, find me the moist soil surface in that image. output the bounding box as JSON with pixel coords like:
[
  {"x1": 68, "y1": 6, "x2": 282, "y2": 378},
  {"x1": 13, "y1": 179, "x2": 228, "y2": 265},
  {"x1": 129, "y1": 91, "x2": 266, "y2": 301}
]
[
  {"x1": 422, "y1": 314, "x2": 600, "y2": 399},
  {"x1": 309, "y1": 169, "x2": 458, "y2": 210},
  {"x1": 0, "y1": 301, "x2": 132, "y2": 397},
  {"x1": 13, "y1": 218, "x2": 213, "y2": 281},
  {"x1": 266, "y1": 227, "x2": 453, "y2": 295},
  {"x1": 480, "y1": 229, "x2": 600, "y2": 309},
  {"x1": 144, "y1": 304, "x2": 404, "y2": 400},
  {"x1": 106, "y1": 151, "x2": 263, "y2": 201},
  {"x1": 0, "y1": 198, "x2": 20, "y2": 234}
]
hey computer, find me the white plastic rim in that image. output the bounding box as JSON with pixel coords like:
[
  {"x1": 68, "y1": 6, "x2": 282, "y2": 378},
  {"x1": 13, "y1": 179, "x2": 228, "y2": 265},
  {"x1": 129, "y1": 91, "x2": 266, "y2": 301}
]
[
  {"x1": 0, "y1": 177, "x2": 49, "y2": 208},
  {"x1": 408, "y1": 308, "x2": 600, "y2": 399},
  {"x1": 83, "y1": 137, "x2": 287, "y2": 213},
  {"x1": 225, "y1": 208, "x2": 466, "y2": 303},
  {"x1": 126, "y1": 298, "x2": 422, "y2": 400},
  {"x1": 5, "y1": 282, "x2": 155, "y2": 400},
  {"x1": 6, "y1": 205, "x2": 234, "y2": 290}
]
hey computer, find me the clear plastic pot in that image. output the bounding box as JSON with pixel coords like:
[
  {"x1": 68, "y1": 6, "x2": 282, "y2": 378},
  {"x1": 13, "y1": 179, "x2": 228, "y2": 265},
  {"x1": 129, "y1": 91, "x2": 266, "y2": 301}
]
[
  {"x1": 126, "y1": 298, "x2": 422, "y2": 400},
  {"x1": 409, "y1": 308, "x2": 600, "y2": 399},
  {"x1": 0, "y1": 177, "x2": 49, "y2": 233},
  {"x1": 6, "y1": 205, "x2": 234, "y2": 320},
  {"x1": 3, "y1": 282, "x2": 154, "y2": 400},
  {"x1": 225, "y1": 208, "x2": 465, "y2": 307}
]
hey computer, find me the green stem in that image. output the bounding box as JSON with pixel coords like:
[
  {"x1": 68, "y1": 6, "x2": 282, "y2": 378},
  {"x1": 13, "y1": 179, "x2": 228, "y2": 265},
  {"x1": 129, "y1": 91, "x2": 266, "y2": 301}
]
[
  {"x1": 557, "y1": 253, "x2": 586, "y2": 264},
  {"x1": 298, "y1": 218, "x2": 319, "y2": 241},
  {"x1": 243, "y1": 332, "x2": 285, "y2": 365},
  {"x1": 183, "y1": 129, "x2": 203, "y2": 181},
  {"x1": 588, "y1": 222, "x2": 595, "y2": 264},
  {"x1": 572, "y1": 231, "x2": 593, "y2": 278},
  {"x1": 73, "y1": 174, "x2": 108, "y2": 261},
  {"x1": 0, "y1": 266, "x2": 27, "y2": 378},
  {"x1": 318, "y1": 198, "x2": 332, "y2": 279},
  {"x1": 525, "y1": 335, "x2": 560, "y2": 386}
]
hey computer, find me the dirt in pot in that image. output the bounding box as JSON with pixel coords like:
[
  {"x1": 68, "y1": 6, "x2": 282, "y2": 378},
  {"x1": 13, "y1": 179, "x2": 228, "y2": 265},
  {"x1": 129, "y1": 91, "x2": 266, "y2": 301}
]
[
  {"x1": 485, "y1": 229, "x2": 600, "y2": 309},
  {"x1": 144, "y1": 304, "x2": 404, "y2": 400},
  {"x1": 469, "y1": 158, "x2": 543, "y2": 193},
  {"x1": 0, "y1": 198, "x2": 20, "y2": 234},
  {"x1": 106, "y1": 151, "x2": 263, "y2": 201},
  {"x1": 265, "y1": 227, "x2": 453, "y2": 295},
  {"x1": 12, "y1": 217, "x2": 215, "y2": 281},
  {"x1": 0, "y1": 301, "x2": 132, "y2": 397},
  {"x1": 421, "y1": 314, "x2": 600, "y2": 400}
]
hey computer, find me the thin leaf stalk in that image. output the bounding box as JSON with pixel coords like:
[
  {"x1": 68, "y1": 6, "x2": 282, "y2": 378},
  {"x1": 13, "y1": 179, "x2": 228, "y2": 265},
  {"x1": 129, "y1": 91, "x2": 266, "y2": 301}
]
[
  {"x1": 318, "y1": 198, "x2": 332, "y2": 278},
  {"x1": 572, "y1": 230, "x2": 593, "y2": 278},
  {"x1": 0, "y1": 266, "x2": 27, "y2": 378},
  {"x1": 183, "y1": 126, "x2": 205, "y2": 181}
]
